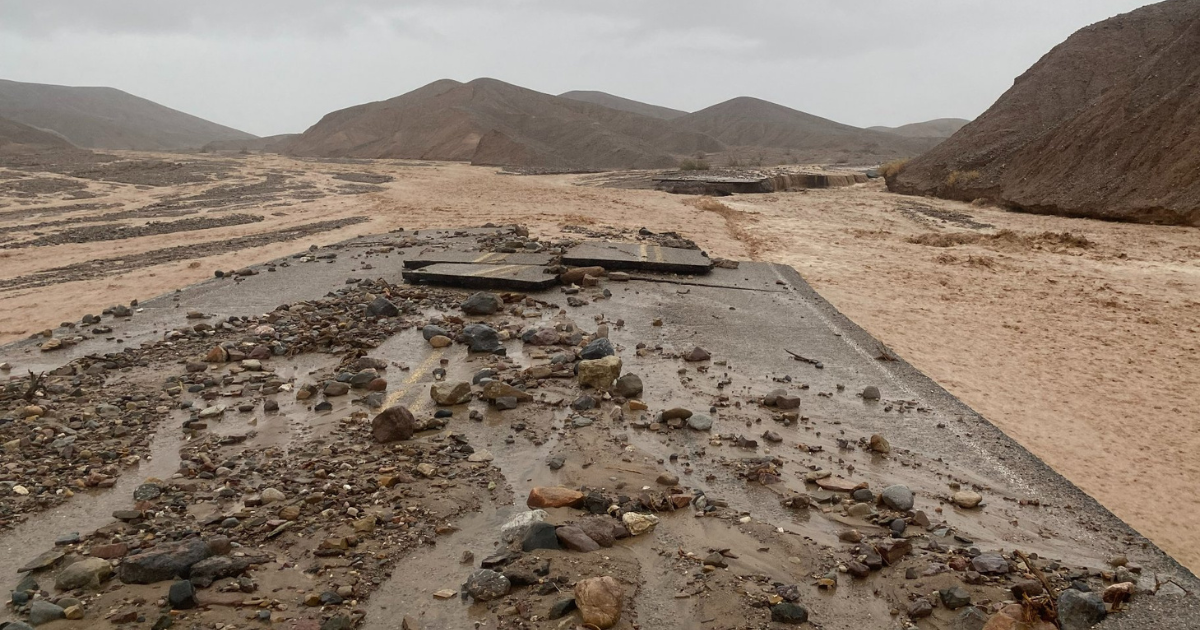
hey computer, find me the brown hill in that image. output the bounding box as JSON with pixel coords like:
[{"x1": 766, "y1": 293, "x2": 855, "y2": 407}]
[
  {"x1": 888, "y1": 0, "x2": 1200, "y2": 226},
  {"x1": 0, "y1": 78, "x2": 255, "y2": 151},
  {"x1": 0, "y1": 115, "x2": 77, "y2": 154},
  {"x1": 673, "y1": 97, "x2": 938, "y2": 163},
  {"x1": 868, "y1": 118, "x2": 969, "y2": 139},
  {"x1": 202, "y1": 133, "x2": 300, "y2": 153},
  {"x1": 288, "y1": 78, "x2": 718, "y2": 170},
  {"x1": 558, "y1": 90, "x2": 688, "y2": 120}
]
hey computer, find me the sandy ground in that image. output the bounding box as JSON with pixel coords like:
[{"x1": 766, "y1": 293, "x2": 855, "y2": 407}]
[{"x1": 1, "y1": 153, "x2": 1198, "y2": 573}]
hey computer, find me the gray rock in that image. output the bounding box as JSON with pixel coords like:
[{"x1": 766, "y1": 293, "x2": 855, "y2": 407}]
[
  {"x1": 521, "y1": 521, "x2": 561, "y2": 551},
  {"x1": 28, "y1": 601, "x2": 64, "y2": 626},
  {"x1": 422, "y1": 324, "x2": 448, "y2": 340},
  {"x1": 366, "y1": 296, "x2": 400, "y2": 317},
  {"x1": 168, "y1": 580, "x2": 197, "y2": 610},
  {"x1": 851, "y1": 488, "x2": 875, "y2": 503},
  {"x1": 580, "y1": 338, "x2": 615, "y2": 360},
  {"x1": 614, "y1": 374, "x2": 643, "y2": 398},
  {"x1": 970, "y1": 553, "x2": 1009, "y2": 574},
  {"x1": 116, "y1": 538, "x2": 212, "y2": 585},
  {"x1": 462, "y1": 324, "x2": 502, "y2": 353},
  {"x1": 939, "y1": 586, "x2": 971, "y2": 609},
  {"x1": 189, "y1": 553, "x2": 270, "y2": 588},
  {"x1": 686, "y1": 413, "x2": 713, "y2": 431},
  {"x1": 3, "y1": 622, "x2": 35, "y2": 630},
  {"x1": 770, "y1": 602, "x2": 809, "y2": 624},
  {"x1": 461, "y1": 292, "x2": 503, "y2": 315},
  {"x1": 371, "y1": 406, "x2": 415, "y2": 443},
  {"x1": 862, "y1": 385, "x2": 881, "y2": 400},
  {"x1": 951, "y1": 607, "x2": 989, "y2": 630},
  {"x1": 881, "y1": 485, "x2": 914, "y2": 511},
  {"x1": 548, "y1": 598, "x2": 577, "y2": 619},
  {"x1": 555, "y1": 525, "x2": 600, "y2": 552},
  {"x1": 133, "y1": 483, "x2": 162, "y2": 501},
  {"x1": 54, "y1": 557, "x2": 112, "y2": 590},
  {"x1": 1058, "y1": 589, "x2": 1107, "y2": 630},
  {"x1": 465, "y1": 569, "x2": 510, "y2": 601}
]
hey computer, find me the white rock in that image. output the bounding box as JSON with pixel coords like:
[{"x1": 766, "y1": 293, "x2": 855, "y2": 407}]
[
  {"x1": 622, "y1": 512, "x2": 660, "y2": 536},
  {"x1": 500, "y1": 510, "x2": 548, "y2": 543}
]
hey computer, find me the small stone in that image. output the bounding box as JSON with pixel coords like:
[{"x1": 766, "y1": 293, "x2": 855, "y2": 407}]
[
  {"x1": 55, "y1": 557, "x2": 113, "y2": 590},
  {"x1": 621, "y1": 512, "x2": 659, "y2": 535},
  {"x1": 28, "y1": 600, "x2": 65, "y2": 625},
  {"x1": 500, "y1": 510, "x2": 548, "y2": 543},
  {"x1": 862, "y1": 385, "x2": 881, "y2": 400},
  {"x1": 428, "y1": 335, "x2": 453, "y2": 348},
  {"x1": 366, "y1": 296, "x2": 400, "y2": 317},
  {"x1": 971, "y1": 553, "x2": 1009, "y2": 574},
  {"x1": 953, "y1": 490, "x2": 983, "y2": 509},
  {"x1": 683, "y1": 347, "x2": 711, "y2": 362},
  {"x1": 939, "y1": 586, "x2": 971, "y2": 609},
  {"x1": 168, "y1": 580, "x2": 198, "y2": 610},
  {"x1": 461, "y1": 292, "x2": 503, "y2": 315},
  {"x1": 556, "y1": 525, "x2": 601, "y2": 552},
  {"x1": 580, "y1": 337, "x2": 615, "y2": 360},
  {"x1": 521, "y1": 521, "x2": 561, "y2": 551},
  {"x1": 462, "y1": 323, "x2": 502, "y2": 353},
  {"x1": 578, "y1": 355, "x2": 622, "y2": 389},
  {"x1": 686, "y1": 413, "x2": 713, "y2": 431},
  {"x1": 465, "y1": 569, "x2": 511, "y2": 601},
  {"x1": 770, "y1": 602, "x2": 809, "y2": 624},
  {"x1": 261, "y1": 488, "x2": 286, "y2": 504},
  {"x1": 907, "y1": 598, "x2": 933, "y2": 619},
  {"x1": 527, "y1": 487, "x2": 585, "y2": 509},
  {"x1": 324, "y1": 381, "x2": 350, "y2": 397},
  {"x1": 656, "y1": 473, "x2": 679, "y2": 486},
  {"x1": 869, "y1": 434, "x2": 890, "y2": 453},
  {"x1": 613, "y1": 373, "x2": 643, "y2": 398},
  {"x1": 880, "y1": 485, "x2": 914, "y2": 511},
  {"x1": 1058, "y1": 589, "x2": 1107, "y2": 630},
  {"x1": 430, "y1": 381, "x2": 472, "y2": 405},
  {"x1": 372, "y1": 406, "x2": 416, "y2": 442},
  {"x1": 575, "y1": 576, "x2": 624, "y2": 629}
]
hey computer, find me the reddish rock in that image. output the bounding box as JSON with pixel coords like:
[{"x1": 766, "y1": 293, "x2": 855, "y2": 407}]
[
  {"x1": 90, "y1": 543, "x2": 129, "y2": 559},
  {"x1": 527, "y1": 487, "x2": 585, "y2": 509},
  {"x1": 371, "y1": 406, "x2": 415, "y2": 443}
]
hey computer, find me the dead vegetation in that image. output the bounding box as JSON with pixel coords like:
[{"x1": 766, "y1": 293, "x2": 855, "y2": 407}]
[
  {"x1": 878, "y1": 158, "x2": 909, "y2": 179},
  {"x1": 907, "y1": 229, "x2": 1093, "y2": 251}
]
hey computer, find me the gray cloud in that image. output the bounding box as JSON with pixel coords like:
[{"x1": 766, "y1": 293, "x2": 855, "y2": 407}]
[{"x1": 0, "y1": 0, "x2": 1157, "y2": 136}]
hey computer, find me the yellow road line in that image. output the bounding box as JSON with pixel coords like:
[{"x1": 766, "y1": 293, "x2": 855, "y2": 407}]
[
  {"x1": 638, "y1": 243, "x2": 647, "y2": 262},
  {"x1": 384, "y1": 349, "x2": 444, "y2": 408},
  {"x1": 472, "y1": 252, "x2": 500, "y2": 263},
  {"x1": 468, "y1": 264, "x2": 519, "y2": 278}
]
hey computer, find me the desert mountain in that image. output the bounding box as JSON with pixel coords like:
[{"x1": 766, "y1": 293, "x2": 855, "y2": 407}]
[
  {"x1": 202, "y1": 133, "x2": 300, "y2": 153},
  {"x1": 0, "y1": 115, "x2": 78, "y2": 154},
  {"x1": 0, "y1": 78, "x2": 255, "y2": 151},
  {"x1": 559, "y1": 90, "x2": 687, "y2": 120},
  {"x1": 868, "y1": 118, "x2": 969, "y2": 139},
  {"x1": 292, "y1": 79, "x2": 935, "y2": 169},
  {"x1": 888, "y1": 0, "x2": 1200, "y2": 226},
  {"x1": 672, "y1": 97, "x2": 939, "y2": 163},
  {"x1": 289, "y1": 78, "x2": 718, "y2": 170}
]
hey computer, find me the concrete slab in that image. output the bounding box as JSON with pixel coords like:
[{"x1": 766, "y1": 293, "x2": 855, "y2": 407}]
[
  {"x1": 402, "y1": 250, "x2": 553, "y2": 269},
  {"x1": 401, "y1": 263, "x2": 558, "y2": 291},
  {"x1": 562, "y1": 241, "x2": 713, "y2": 274}
]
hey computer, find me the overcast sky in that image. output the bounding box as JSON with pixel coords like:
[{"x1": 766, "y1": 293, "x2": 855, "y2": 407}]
[{"x1": 0, "y1": 0, "x2": 1159, "y2": 137}]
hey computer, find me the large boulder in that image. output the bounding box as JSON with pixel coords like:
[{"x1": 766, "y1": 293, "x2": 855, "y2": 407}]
[
  {"x1": 371, "y1": 406, "x2": 415, "y2": 442},
  {"x1": 116, "y1": 538, "x2": 213, "y2": 584}
]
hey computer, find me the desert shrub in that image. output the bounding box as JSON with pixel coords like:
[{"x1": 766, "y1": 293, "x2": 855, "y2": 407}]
[
  {"x1": 878, "y1": 159, "x2": 910, "y2": 179},
  {"x1": 679, "y1": 158, "x2": 710, "y2": 171},
  {"x1": 945, "y1": 170, "x2": 981, "y2": 188}
]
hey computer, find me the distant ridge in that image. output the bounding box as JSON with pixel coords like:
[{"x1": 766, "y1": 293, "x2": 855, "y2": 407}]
[
  {"x1": 0, "y1": 78, "x2": 255, "y2": 151},
  {"x1": 673, "y1": 97, "x2": 938, "y2": 163},
  {"x1": 291, "y1": 78, "x2": 934, "y2": 169},
  {"x1": 559, "y1": 90, "x2": 687, "y2": 120},
  {"x1": 202, "y1": 134, "x2": 300, "y2": 153},
  {"x1": 0, "y1": 115, "x2": 78, "y2": 154},
  {"x1": 868, "y1": 118, "x2": 969, "y2": 139}
]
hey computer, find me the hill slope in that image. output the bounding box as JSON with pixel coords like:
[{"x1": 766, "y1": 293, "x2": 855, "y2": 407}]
[
  {"x1": 0, "y1": 115, "x2": 77, "y2": 154},
  {"x1": 558, "y1": 90, "x2": 688, "y2": 120},
  {"x1": 288, "y1": 78, "x2": 714, "y2": 170},
  {"x1": 888, "y1": 0, "x2": 1200, "y2": 225},
  {"x1": 868, "y1": 118, "x2": 969, "y2": 139},
  {"x1": 202, "y1": 134, "x2": 299, "y2": 153},
  {"x1": 0, "y1": 79, "x2": 255, "y2": 151},
  {"x1": 674, "y1": 97, "x2": 938, "y2": 162}
]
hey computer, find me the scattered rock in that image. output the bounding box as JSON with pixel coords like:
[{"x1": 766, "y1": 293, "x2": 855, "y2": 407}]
[
  {"x1": 881, "y1": 485, "x2": 914, "y2": 511},
  {"x1": 460, "y1": 292, "x2": 503, "y2": 315},
  {"x1": 613, "y1": 373, "x2": 643, "y2": 398},
  {"x1": 580, "y1": 338, "x2": 615, "y2": 360},
  {"x1": 869, "y1": 434, "x2": 890, "y2": 453},
  {"x1": 556, "y1": 525, "x2": 601, "y2": 552},
  {"x1": 462, "y1": 323, "x2": 502, "y2": 353},
  {"x1": 465, "y1": 569, "x2": 510, "y2": 602},
  {"x1": 365, "y1": 296, "x2": 400, "y2": 318},
  {"x1": 770, "y1": 602, "x2": 809, "y2": 624},
  {"x1": 527, "y1": 487, "x2": 585, "y2": 509},
  {"x1": 1058, "y1": 589, "x2": 1107, "y2": 630},
  {"x1": 371, "y1": 406, "x2": 415, "y2": 442},
  {"x1": 686, "y1": 413, "x2": 713, "y2": 431},
  {"x1": 862, "y1": 385, "x2": 881, "y2": 400},
  {"x1": 521, "y1": 522, "x2": 561, "y2": 551},
  {"x1": 578, "y1": 355, "x2": 622, "y2": 389},
  {"x1": 430, "y1": 381, "x2": 472, "y2": 405},
  {"x1": 683, "y1": 347, "x2": 711, "y2": 362},
  {"x1": 574, "y1": 576, "x2": 624, "y2": 629},
  {"x1": 168, "y1": 580, "x2": 198, "y2": 610},
  {"x1": 621, "y1": 512, "x2": 659, "y2": 535},
  {"x1": 28, "y1": 600, "x2": 65, "y2": 626},
  {"x1": 953, "y1": 490, "x2": 983, "y2": 509},
  {"x1": 500, "y1": 510, "x2": 548, "y2": 543},
  {"x1": 940, "y1": 586, "x2": 972, "y2": 610},
  {"x1": 55, "y1": 557, "x2": 113, "y2": 590}
]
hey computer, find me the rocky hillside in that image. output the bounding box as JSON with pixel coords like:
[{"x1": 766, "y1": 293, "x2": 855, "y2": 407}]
[
  {"x1": 869, "y1": 118, "x2": 969, "y2": 139},
  {"x1": 0, "y1": 79, "x2": 255, "y2": 151},
  {"x1": 887, "y1": 0, "x2": 1200, "y2": 225},
  {"x1": 559, "y1": 90, "x2": 688, "y2": 120}
]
